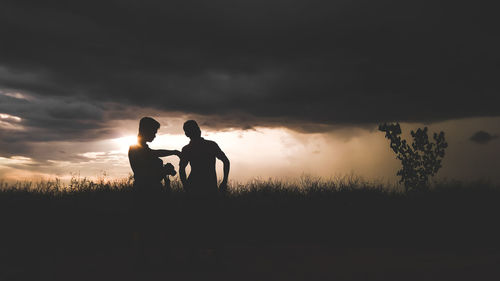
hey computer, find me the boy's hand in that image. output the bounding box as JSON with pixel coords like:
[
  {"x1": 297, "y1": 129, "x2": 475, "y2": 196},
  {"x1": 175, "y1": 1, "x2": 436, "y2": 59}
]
[{"x1": 164, "y1": 163, "x2": 177, "y2": 176}]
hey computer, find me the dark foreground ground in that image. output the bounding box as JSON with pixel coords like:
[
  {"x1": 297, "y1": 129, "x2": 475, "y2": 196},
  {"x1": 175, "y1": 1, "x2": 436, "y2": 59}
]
[{"x1": 1, "y1": 180, "x2": 500, "y2": 280}]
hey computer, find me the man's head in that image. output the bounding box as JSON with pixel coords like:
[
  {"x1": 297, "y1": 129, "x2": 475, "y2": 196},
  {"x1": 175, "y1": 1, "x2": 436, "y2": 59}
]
[
  {"x1": 138, "y1": 117, "x2": 160, "y2": 143},
  {"x1": 183, "y1": 120, "x2": 201, "y2": 139}
]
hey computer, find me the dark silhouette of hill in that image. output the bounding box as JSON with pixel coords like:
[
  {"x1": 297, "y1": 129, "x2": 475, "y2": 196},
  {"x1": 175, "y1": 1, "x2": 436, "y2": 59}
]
[{"x1": 1, "y1": 179, "x2": 500, "y2": 280}]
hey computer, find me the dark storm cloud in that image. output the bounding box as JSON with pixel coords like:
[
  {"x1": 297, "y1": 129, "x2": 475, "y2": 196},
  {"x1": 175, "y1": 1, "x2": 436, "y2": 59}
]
[
  {"x1": 0, "y1": 93, "x2": 107, "y2": 142},
  {"x1": 470, "y1": 131, "x2": 498, "y2": 145},
  {"x1": 0, "y1": 91, "x2": 115, "y2": 159},
  {"x1": 1, "y1": 0, "x2": 499, "y2": 132}
]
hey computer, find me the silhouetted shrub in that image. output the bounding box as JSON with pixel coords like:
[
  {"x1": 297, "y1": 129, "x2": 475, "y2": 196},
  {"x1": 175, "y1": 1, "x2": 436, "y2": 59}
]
[{"x1": 379, "y1": 123, "x2": 448, "y2": 191}]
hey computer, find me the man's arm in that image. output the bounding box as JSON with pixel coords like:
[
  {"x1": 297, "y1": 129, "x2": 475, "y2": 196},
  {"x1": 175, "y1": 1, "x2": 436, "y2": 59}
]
[
  {"x1": 214, "y1": 143, "x2": 230, "y2": 190},
  {"x1": 179, "y1": 149, "x2": 189, "y2": 189}
]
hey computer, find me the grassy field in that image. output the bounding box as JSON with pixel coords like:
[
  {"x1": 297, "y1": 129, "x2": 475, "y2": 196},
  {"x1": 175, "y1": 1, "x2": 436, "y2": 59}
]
[{"x1": 1, "y1": 177, "x2": 500, "y2": 280}]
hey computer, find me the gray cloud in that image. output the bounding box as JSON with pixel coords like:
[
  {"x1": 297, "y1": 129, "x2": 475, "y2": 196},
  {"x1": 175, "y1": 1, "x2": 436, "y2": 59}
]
[
  {"x1": 0, "y1": 0, "x2": 498, "y2": 126},
  {"x1": 1, "y1": 0, "x2": 500, "y2": 164},
  {"x1": 470, "y1": 131, "x2": 498, "y2": 145},
  {"x1": 0, "y1": 93, "x2": 109, "y2": 141}
]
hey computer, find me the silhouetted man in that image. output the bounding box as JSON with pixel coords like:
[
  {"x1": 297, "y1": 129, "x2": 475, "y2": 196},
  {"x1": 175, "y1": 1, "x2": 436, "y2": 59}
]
[
  {"x1": 128, "y1": 117, "x2": 180, "y2": 191},
  {"x1": 179, "y1": 120, "x2": 230, "y2": 195}
]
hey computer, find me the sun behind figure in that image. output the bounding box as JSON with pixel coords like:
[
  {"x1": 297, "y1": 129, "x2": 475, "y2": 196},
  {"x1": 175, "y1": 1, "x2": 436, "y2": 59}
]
[{"x1": 113, "y1": 135, "x2": 137, "y2": 153}]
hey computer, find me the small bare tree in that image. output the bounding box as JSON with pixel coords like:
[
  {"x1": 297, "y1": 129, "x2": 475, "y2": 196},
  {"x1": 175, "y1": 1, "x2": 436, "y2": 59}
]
[{"x1": 379, "y1": 123, "x2": 448, "y2": 191}]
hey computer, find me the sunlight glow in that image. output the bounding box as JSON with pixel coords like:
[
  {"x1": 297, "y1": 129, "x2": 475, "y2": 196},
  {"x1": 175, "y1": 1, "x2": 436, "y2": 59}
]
[
  {"x1": 149, "y1": 134, "x2": 189, "y2": 151},
  {"x1": 112, "y1": 135, "x2": 138, "y2": 153},
  {"x1": 0, "y1": 156, "x2": 33, "y2": 165},
  {"x1": 79, "y1": 152, "x2": 106, "y2": 159},
  {"x1": 4, "y1": 117, "x2": 500, "y2": 183},
  {"x1": 0, "y1": 113, "x2": 23, "y2": 130},
  {"x1": 0, "y1": 113, "x2": 22, "y2": 122},
  {"x1": 2, "y1": 92, "x2": 32, "y2": 100}
]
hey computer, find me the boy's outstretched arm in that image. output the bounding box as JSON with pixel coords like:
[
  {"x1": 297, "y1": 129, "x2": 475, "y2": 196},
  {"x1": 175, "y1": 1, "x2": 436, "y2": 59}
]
[{"x1": 152, "y1": 149, "x2": 181, "y2": 158}]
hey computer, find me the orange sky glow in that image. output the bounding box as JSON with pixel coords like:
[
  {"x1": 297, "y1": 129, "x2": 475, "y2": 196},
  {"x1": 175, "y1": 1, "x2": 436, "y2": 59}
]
[{"x1": 1, "y1": 117, "x2": 499, "y2": 185}]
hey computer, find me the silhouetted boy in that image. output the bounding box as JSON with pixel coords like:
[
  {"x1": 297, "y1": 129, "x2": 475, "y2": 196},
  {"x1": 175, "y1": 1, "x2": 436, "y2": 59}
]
[
  {"x1": 128, "y1": 117, "x2": 180, "y2": 191},
  {"x1": 179, "y1": 120, "x2": 230, "y2": 195},
  {"x1": 128, "y1": 117, "x2": 181, "y2": 270}
]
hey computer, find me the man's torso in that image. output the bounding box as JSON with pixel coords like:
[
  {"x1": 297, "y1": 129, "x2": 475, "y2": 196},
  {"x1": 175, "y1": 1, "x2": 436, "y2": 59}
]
[{"x1": 182, "y1": 138, "x2": 219, "y2": 189}]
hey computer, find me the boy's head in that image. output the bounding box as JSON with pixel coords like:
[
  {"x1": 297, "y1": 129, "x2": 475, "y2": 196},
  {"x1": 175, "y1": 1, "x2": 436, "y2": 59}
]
[
  {"x1": 138, "y1": 117, "x2": 160, "y2": 142},
  {"x1": 183, "y1": 120, "x2": 201, "y2": 139}
]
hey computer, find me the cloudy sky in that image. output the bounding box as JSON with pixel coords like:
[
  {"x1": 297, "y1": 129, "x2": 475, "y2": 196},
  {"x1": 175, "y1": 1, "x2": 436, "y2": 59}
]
[{"x1": 1, "y1": 0, "x2": 499, "y2": 183}]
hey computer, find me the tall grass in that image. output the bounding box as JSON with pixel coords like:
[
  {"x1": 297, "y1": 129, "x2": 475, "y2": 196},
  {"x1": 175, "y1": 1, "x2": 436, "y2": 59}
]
[
  {"x1": 1, "y1": 175, "x2": 499, "y2": 249},
  {"x1": 0, "y1": 173, "x2": 394, "y2": 194}
]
